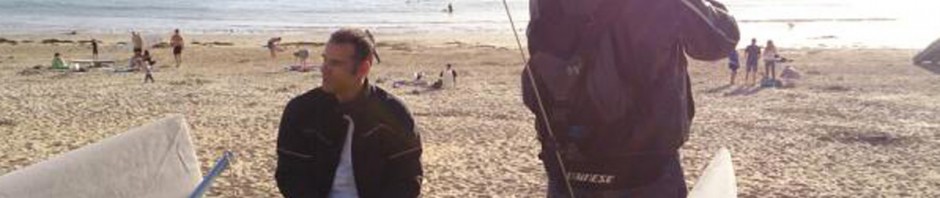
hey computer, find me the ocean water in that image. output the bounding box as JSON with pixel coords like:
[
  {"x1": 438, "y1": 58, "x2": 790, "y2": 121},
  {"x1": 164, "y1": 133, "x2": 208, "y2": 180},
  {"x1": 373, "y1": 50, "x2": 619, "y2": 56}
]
[
  {"x1": 0, "y1": 0, "x2": 938, "y2": 48},
  {"x1": 0, "y1": 0, "x2": 527, "y2": 35},
  {"x1": 727, "y1": 0, "x2": 940, "y2": 49}
]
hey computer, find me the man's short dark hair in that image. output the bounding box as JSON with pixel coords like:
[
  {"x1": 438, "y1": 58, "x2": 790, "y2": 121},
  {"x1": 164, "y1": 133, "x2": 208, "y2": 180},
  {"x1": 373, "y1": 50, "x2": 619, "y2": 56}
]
[{"x1": 328, "y1": 28, "x2": 376, "y2": 65}]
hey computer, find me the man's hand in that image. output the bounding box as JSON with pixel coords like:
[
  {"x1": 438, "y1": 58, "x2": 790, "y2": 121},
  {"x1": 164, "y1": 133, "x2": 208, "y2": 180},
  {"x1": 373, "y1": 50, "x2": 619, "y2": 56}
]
[
  {"x1": 705, "y1": 0, "x2": 729, "y2": 11},
  {"x1": 681, "y1": 0, "x2": 740, "y2": 61}
]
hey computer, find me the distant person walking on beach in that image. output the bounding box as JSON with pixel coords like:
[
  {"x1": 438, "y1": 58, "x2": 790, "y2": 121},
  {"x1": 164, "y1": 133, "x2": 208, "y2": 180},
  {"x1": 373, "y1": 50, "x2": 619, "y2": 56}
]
[
  {"x1": 170, "y1": 29, "x2": 184, "y2": 68},
  {"x1": 267, "y1": 37, "x2": 282, "y2": 59},
  {"x1": 744, "y1": 38, "x2": 761, "y2": 84},
  {"x1": 131, "y1": 32, "x2": 144, "y2": 53},
  {"x1": 267, "y1": 37, "x2": 283, "y2": 67},
  {"x1": 91, "y1": 39, "x2": 99, "y2": 60},
  {"x1": 728, "y1": 49, "x2": 740, "y2": 85},
  {"x1": 764, "y1": 40, "x2": 779, "y2": 80}
]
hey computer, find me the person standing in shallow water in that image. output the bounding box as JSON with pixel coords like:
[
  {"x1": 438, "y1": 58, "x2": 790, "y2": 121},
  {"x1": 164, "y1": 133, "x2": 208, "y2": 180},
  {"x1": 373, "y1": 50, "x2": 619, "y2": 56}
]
[{"x1": 275, "y1": 28, "x2": 422, "y2": 198}]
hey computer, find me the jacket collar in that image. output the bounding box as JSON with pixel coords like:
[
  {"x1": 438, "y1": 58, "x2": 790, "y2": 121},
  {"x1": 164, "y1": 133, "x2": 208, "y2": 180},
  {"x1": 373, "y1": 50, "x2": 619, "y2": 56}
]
[{"x1": 337, "y1": 79, "x2": 374, "y2": 115}]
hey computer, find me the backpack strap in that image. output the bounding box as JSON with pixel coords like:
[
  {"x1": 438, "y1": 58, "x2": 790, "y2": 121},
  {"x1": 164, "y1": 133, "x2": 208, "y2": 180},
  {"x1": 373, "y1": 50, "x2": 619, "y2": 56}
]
[{"x1": 527, "y1": 0, "x2": 632, "y2": 141}]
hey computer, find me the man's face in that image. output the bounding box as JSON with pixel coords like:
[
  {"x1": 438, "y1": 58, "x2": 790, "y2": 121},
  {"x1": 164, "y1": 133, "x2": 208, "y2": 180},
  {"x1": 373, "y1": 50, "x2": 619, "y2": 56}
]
[{"x1": 321, "y1": 43, "x2": 365, "y2": 94}]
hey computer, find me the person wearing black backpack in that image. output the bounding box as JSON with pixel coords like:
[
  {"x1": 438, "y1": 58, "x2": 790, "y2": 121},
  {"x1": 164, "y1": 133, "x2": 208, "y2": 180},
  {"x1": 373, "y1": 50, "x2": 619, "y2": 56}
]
[{"x1": 522, "y1": 0, "x2": 740, "y2": 197}]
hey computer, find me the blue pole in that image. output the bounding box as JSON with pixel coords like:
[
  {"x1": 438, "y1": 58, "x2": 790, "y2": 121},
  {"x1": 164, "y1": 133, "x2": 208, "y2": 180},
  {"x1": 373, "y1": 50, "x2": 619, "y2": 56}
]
[{"x1": 188, "y1": 151, "x2": 233, "y2": 198}]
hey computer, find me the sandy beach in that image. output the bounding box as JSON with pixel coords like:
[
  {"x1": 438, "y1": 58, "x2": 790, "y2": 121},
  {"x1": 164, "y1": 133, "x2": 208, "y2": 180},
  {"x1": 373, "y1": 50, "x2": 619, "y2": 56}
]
[{"x1": 1, "y1": 33, "x2": 939, "y2": 197}]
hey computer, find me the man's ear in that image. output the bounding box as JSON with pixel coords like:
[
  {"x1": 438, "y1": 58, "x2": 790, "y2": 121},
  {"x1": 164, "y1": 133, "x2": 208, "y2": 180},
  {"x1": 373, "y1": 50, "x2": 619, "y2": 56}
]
[{"x1": 356, "y1": 58, "x2": 373, "y2": 77}]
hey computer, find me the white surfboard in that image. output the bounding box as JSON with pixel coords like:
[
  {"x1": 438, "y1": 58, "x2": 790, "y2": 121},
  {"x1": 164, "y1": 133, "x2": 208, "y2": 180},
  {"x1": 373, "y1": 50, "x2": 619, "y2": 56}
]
[
  {"x1": 0, "y1": 115, "x2": 202, "y2": 198},
  {"x1": 914, "y1": 37, "x2": 940, "y2": 65},
  {"x1": 688, "y1": 148, "x2": 738, "y2": 198}
]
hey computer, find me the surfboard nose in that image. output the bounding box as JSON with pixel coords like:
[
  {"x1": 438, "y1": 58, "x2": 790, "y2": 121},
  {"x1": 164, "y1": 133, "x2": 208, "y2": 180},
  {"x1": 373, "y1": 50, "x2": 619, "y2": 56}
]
[
  {"x1": 689, "y1": 148, "x2": 737, "y2": 198},
  {"x1": 0, "y1": 115, "x2": 202, "y2": 198}
]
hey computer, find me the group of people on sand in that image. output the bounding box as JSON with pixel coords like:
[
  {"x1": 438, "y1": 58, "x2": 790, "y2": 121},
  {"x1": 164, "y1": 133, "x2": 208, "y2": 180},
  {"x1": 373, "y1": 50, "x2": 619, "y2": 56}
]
[
  {"x1": 36, "y1": 0, "x2": 737, "y2": 197},
  {"x1": 128, "y1": 48, "x2": 157, "y2": 83},
  {"x1": 125, "y1": 29, "x2": 185, "y2": 83},
  {"x1": 392, "y1": 63, "x2": 458, "y2": 92},
  {"x1": 267, "y1": 37, "x2": 316, "y2": 72},
  {"x1": 47, "y1": 29, "x2": 186, "y2": 83},
  {"x1": 728, "y1": 38, "x2": 800, "y2": 87}
]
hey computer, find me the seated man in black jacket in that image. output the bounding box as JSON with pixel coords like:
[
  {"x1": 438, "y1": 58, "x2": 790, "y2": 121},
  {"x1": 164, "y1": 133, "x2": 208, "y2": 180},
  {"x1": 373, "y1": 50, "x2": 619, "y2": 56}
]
[{"x1": 276, "y1": 28, "x2": 422, "y2": 198}]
